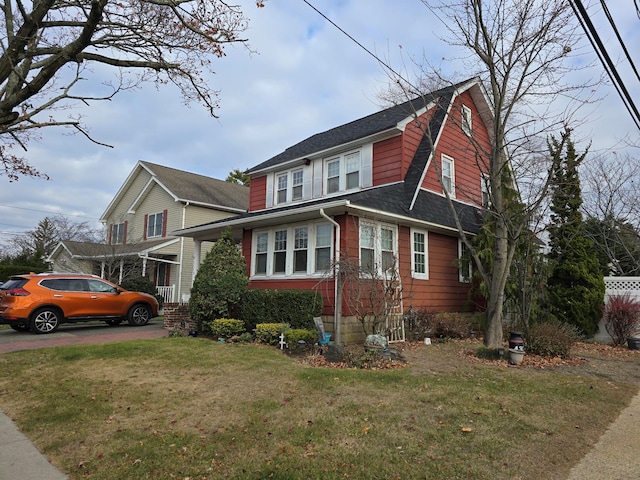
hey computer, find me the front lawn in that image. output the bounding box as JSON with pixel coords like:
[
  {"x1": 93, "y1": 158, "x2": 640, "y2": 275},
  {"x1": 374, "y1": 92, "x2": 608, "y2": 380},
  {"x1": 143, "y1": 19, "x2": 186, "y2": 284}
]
[{"x1": 0, "y1": 338, "x2": 636, "y2": 479}]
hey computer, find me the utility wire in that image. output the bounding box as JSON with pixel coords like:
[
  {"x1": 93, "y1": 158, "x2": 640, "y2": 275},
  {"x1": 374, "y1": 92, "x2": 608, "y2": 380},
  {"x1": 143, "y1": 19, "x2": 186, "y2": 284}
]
[
  {"x1": 599, "y1": 0, "x2": 640, "y2": 84},
  {"x1": 301, "y1": 0, "x2": 415, "y2": 91},
  {"x1": 570, "y1": 0, "x2": 640, "y2": 131}
]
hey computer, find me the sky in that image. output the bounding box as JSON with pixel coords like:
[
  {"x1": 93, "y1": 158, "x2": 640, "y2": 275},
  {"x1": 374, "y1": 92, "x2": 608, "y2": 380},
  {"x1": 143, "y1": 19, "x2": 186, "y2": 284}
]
[{"x1": 0, "y1": 0, "x2": 638, "y2": 249}]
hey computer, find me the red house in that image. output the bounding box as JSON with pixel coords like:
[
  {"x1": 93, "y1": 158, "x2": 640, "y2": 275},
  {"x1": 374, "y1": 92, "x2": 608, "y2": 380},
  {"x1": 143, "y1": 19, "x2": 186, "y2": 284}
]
[{"x1": 175, "y1": 78, "x2": 492, "y2": 343}]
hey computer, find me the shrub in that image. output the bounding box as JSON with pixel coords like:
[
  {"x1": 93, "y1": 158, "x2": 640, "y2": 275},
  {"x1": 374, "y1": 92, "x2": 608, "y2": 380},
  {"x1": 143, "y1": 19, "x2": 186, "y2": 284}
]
[
  {"x1": 431, "y1": 312, "x2": 474, "y2": 339},
  {"x1": 255, "y1": 323, "x2": 290, "y2": 345},
  {"x1": 526, "y1": 320, "x2": 580, "y2": 358},
  {"x1": 283, "y1": 329, "x2": 317, "y2": 351},
  {"x1": 404, "y1": 308, "x2": 436, "y2": 340},
  {"x1": 189, "y1": 228, "x2": 248, "y2": 331},
  {"x1": 203, "y1": 318, "x2": 245, "y2": 339},
  {"x1": 602, "y1": 293, "x2": 640, "y2": 346},
  {"x1": 241, "y1": 289, "x2": 322, "y2": 332},
  {"x1": 120, "y1": 275, "x2": 163, "y2": 308}
]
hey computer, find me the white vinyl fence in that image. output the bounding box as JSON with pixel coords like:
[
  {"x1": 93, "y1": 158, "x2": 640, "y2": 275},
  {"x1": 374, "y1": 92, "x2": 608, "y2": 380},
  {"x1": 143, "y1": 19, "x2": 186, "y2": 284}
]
[{"x1": 596, "y1": 277, "x2": 640, "y2": 343}]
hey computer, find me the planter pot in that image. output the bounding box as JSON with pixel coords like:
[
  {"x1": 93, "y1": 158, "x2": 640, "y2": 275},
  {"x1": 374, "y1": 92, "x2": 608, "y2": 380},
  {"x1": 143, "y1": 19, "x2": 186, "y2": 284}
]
[
  {"x1": 627, "y1": 337, "x2": 640, "y2": 350},
  {"x1": 508, "y1": 348, "x2": 525, "y2": 365}
]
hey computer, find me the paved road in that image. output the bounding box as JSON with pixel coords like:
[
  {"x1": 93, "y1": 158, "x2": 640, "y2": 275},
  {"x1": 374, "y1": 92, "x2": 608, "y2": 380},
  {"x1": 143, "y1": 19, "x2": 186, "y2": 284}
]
[{"x1": 0, "y1": 320, "x2": 167, "y2": 354}]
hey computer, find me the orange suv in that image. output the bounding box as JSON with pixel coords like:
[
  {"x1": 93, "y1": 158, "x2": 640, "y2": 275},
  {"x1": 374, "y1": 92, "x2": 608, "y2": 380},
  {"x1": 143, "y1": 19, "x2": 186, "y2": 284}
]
[{"x1": 0, "y1": 273, "x2": 159, "y2": 334}]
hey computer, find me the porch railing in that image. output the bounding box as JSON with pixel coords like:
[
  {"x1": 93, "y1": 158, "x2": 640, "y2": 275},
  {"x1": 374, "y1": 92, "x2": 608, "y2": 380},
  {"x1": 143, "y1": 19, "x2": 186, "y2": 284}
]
[{"x1": 156, "y1": 285, "x2": 175, "y2": 304}]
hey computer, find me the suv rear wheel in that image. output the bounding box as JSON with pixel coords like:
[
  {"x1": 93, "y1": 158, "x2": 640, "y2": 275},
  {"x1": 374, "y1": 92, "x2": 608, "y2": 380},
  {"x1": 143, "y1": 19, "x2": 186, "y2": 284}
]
[
  {"x1": 127, "y1": 304, "x2": 150, "y2": 326},
  {"x1": 30, "y1": 308, "x2": 61, "y2": 334}
]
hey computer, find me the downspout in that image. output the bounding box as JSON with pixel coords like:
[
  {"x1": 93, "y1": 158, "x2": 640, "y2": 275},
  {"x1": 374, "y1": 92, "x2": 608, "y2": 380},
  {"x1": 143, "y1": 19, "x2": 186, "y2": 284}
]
[{"x1": 320, "y1": 208, "x2": 341, "y2": 345}]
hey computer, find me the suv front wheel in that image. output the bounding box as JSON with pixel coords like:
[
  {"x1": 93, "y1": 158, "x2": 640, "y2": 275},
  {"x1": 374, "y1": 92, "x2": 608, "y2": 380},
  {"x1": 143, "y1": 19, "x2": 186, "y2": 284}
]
[
  {"x1": 30, "y1": 308, "x2": 61, "y2": 334},
  {"x1": 127, "y1": 304, "x2": 150, "y2": 326}
]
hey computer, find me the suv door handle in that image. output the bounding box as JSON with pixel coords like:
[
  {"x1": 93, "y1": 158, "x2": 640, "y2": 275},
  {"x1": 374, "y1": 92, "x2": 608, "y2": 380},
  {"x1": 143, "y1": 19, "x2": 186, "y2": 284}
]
[
  {"x1": 53, "y1": 294, "x2": 63, "y2": 298},
  {"x1": 91, "y1": 295, "x2": 99, "y2": 299}
]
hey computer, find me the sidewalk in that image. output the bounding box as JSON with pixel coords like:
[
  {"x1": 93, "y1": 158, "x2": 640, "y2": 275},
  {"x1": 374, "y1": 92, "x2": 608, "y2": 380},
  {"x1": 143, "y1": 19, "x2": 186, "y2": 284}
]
[{"x1": 567, "y1": 390, "x2": 640, "y2": 480}]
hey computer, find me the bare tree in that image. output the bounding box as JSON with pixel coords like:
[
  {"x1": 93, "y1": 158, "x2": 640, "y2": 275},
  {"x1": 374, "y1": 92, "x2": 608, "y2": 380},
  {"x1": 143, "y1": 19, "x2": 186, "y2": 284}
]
[
  {"x1": 0, "y1": 0, "x2": 264, "y2": 181},
  {"x1": 388, "y1": 0, "x2": 599, "y2": 348}
]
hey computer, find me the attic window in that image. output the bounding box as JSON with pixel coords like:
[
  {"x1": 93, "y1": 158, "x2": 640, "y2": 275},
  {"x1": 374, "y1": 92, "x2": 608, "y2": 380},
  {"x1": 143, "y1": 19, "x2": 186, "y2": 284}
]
[
  {"x1": 325, "y1": 149, "x2": 361, "y2": 195},
  {"x1": 462, "y1": 104, "x2": 472, "y2": 135}
]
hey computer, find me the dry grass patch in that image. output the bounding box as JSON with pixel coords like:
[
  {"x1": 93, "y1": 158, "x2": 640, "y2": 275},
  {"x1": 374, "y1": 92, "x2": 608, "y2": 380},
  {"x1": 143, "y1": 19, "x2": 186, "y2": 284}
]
[{"x1": 0, "y1": 337, "x2": 637, "y2": 479}]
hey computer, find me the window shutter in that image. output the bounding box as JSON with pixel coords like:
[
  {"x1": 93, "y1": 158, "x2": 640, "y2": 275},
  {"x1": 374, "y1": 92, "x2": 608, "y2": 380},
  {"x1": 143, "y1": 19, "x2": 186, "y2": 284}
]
[
  {"x1": 107, "y1": 224, "x2": 112, "y2": 245},
  {"x1": 162, "y1": 209, "x2": 168, "y2": 237},
  {"x1": 313, "y1": 162, "x2": 323, "y2": 198},
  {"x1": 361, "y1": 144, "x2": 373, "y2": 188},
  {"x1": 266, "y1": 174, "x2": 273, "y2": 208},
  {"x1": 143, "y1": 214, "x2": 148, "y2": 240},
  {"x1": 123, "y1": 221, "x2": 128, "y2": 245}
]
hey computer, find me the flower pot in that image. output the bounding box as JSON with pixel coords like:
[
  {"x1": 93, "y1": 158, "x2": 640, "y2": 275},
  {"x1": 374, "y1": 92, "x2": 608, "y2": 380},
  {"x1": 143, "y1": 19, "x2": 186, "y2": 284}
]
[
  {"x1": 627, "y1": 337, "x2": 640, "y2": 350},
  {"x1": 508, "y1": 348, "x2": 525, "y2": 365}
]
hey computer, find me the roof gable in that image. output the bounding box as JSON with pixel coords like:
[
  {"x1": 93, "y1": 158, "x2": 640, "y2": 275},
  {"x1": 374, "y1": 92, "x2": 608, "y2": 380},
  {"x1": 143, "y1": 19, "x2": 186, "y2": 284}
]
[{"x1": 101, "y1": 161, "x2": 249, "y2": 221}]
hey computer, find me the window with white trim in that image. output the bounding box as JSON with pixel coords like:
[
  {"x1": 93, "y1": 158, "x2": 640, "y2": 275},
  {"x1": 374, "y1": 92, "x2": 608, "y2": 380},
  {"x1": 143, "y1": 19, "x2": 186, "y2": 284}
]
[
  {"x1": 462, "y1": 104, "x2": 472, "y2": 135},
  {"x1": 252, "y1": 223, "x2": 333, "y2": 277},
  {"x1": 255, "y1": 232, "x2": 268, "y2": 275},
  {"x1": 481, "y1": 173, "x2": 491, "y2": 207},
  {"x1": 458, "y1": 239, "x2": 472, "y2": 283},
  {"x1": 411, "y1": 229, "x2": 429, "y2": 279},
  {"x1": 292, "y1": 169, "x2": 304, "y2": 200},
  {"x1": 276, "y1": 174, "x2": 288, "y2": 204},
  {"x1": 274, "y1": 230, "x2": 287, "y2": 274},
  {"x1": 315, "y1": 224, "x2": 332, "y2": 272},
  {"x1": 359, "y1": 221, "x2": 397, "y2": 275},
  {"x1": 147, "y1": 212, "x2": 164, "y2": 238},
  {"x1": 325, "y1": 150, "x2": 361, "y2": 195},
  {"x1": 111, "y1": 223, "x2": 125, "y2": 245},
  {"x1": 441, "y1": 154, "x2": 455, "y2": 197},
  {"x1": 274, "y1": 168, "x2": 306, "y2": 205}
]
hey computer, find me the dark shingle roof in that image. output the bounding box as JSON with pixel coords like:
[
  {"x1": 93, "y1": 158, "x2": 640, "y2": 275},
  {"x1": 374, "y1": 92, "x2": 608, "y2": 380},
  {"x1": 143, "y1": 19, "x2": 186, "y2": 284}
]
[
  {"x1": 247, "y1": 82, "x2": 466, "y2": 174},
  {"x1": 59, "y1": 239, "x2": 175, "y2": 257},
  {"x1": 141, "y1": 161, "x2": 249, "y2": 212}
]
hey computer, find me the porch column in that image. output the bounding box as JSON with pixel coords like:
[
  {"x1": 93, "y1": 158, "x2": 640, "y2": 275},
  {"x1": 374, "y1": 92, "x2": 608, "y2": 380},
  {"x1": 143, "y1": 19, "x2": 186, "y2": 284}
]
[
  {"x1": 192, "y1": 239, "x2": 202, "y2": 285},
  {"x1": 118, "y1": 259, "x2": 124, "y2": 284},
  {"x1": 142, "y1": 257, "x2": 147, "y2": 276}
]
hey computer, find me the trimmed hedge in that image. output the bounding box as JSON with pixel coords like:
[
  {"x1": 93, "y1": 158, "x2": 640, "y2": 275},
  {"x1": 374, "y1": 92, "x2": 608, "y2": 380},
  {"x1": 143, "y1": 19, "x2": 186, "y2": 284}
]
[
  {"x1": 255, "y1": 323, "x2": 290, "y2": 345},
  {"x1": 203, "y1": 318, "x2": 246, "y2": 339},
  {"x1": 241, "y1": 289, "x2": 323, "y2": 332},
  {"x1": 0, "y1": 265, "x2": 46, "y2": 282}
]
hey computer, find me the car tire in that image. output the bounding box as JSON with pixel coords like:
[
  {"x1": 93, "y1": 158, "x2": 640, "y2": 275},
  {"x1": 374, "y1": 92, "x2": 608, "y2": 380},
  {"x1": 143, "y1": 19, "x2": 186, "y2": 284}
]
[
  {"x1": 105, "y1": 319, "x2": 123, "y2": 326},
  {"x1": 30, "y1": 308, "x2": 61, "y2": 334},
  {"x1": 9, "y1": 324, "x2": 30, "y2": 332},
  {"x1": 127, "y1": 304, "x2": 150, "y2": 326}
]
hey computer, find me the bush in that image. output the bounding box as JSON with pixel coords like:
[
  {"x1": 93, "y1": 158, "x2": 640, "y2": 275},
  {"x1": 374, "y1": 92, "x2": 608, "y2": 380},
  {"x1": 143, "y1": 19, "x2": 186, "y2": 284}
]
[
  {"x1": 255, "y1": 323, "x2": 290, "y2": 345},
  {"x1": 283, "y1": 329, "x2": 317, "y2": 351},
  {"x1": 120, "y1": 275, "x2": 163, "y2": 308},
  {"x1": 431, "y1": 312, "x2": 474, "y2": 339},
  {"x1": 189, "y1": 228, "x2": 248, "y2": 331},
  {"x1": 526, "y1": 320, "x2": 580, "y2": 358},
  {"x1": 203, "y1": 318, "x2": 245, "y2": 339},
  {"x1": 241, "y1": 289, "x2": 322, "y2": 331},
  {"x1": 404, "y1": 308, "x2": 436, "y2": 340},
  {"x1": 602, "y1": 294, "x2": 640, "y2": 346}
]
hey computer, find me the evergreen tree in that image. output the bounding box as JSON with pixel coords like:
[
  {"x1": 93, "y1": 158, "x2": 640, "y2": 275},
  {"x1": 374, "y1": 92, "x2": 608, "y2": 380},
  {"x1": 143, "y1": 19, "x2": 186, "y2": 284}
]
[
  {"x1": 189, "y1": 228, "x2": 248, "y2": 329},
  {"x1": 546, "y1": 131, "x2": 604, "y2": 336}
]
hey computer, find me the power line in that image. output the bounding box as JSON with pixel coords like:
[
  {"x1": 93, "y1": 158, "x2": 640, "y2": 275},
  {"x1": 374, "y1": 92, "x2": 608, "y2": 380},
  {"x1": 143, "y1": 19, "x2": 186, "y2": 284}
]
[
  {"x1": 569, "y1": 0, "x2": 640, "y2": 131},
  {"x1": 0, "y1": 203, "x2": 100, "y2": 220}
]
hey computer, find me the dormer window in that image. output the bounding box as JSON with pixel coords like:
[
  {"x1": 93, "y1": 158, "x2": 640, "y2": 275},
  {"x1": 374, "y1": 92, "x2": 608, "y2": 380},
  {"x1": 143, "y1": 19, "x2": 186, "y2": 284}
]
[
  {"x1": 274, "y1": 168, "x2": 306, "y2": 205},
  {"x1": 292, "y1": 169, "x2": 304, "y2": 200},
  {"x1": 325, "y1": 150, "x2": 361, "y2": 195}
]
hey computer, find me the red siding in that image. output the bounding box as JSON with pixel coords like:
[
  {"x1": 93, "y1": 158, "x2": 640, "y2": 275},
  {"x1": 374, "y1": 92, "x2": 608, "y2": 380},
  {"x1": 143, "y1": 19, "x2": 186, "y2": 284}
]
[
  {"x1": 373, "y1": 136, "x2": 403, "y2": 185},
  {"x1": 422, "y1": 92, "x2": 490, "y2": 206},
  {"x1": 249, "y1": 175, "x2": 267, "y2": 212}
]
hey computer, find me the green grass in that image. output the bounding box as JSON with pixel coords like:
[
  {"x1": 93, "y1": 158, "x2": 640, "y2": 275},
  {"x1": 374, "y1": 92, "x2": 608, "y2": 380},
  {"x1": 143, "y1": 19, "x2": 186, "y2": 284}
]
[{"x1": 0, "y1": 338, "x2": 636, "y2": 480}]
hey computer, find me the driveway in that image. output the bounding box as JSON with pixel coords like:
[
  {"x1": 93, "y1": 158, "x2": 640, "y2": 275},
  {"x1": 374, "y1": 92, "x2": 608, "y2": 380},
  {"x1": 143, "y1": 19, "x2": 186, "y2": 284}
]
[{"x1": 0, "y1": 320, "x2": 167, "y2": 354}]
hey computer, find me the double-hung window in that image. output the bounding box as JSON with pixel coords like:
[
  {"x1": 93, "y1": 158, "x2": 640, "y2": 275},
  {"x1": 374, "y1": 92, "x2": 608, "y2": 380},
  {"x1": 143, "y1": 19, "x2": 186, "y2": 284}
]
[
  {"x1": 253, "y1": 223, "x2": 333, "y2": 277},
  {"x1": 458, "y1": 239, "x2": 472, "y2": 283},
  {"x1": 147, "y1": 212, "x2": 164, "y2": 238},
  {"x1": 292, "y1": 169, "x2": 304, "y2": 201},
  {"x1": 359, "y1": 222, "x2": 397, "y2": 275},
  {"x1": 441, "y1": 154, "x2": 455, "y2": 197},
  {"x1": 255, "y1": 232, "x2": 268, "y2": 275},
  {"x1": 276, "y1": 174, "x2": 288, "y2": 204},
  {"x1": 411, "y1": 229, "x2": 429, "y2": 279},
  {"x1": 111, "y1": 223, "x2": 125, "y2": 245},
  {"x1": 294, "y1": 227, "x2": 308, "y2": 272},
  {"x1": 274, "y1": 230, "x2": 287, "y2": 274},
  {"x1": 275, "y1": 168, "x2": 305, "y2": 204},
  {"x1": 325, "y1": 150, "x2": 361, "y2": 194},
  {"x1": 462, "y1": 104, "x2": 472, "y2": 135}
]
